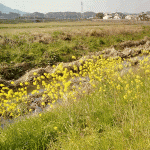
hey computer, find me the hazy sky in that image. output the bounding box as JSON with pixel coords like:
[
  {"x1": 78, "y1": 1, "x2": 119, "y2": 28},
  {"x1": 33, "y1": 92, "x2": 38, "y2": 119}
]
[{"x1": 0, "y1": 0, "x2": 150, "y2": 13}]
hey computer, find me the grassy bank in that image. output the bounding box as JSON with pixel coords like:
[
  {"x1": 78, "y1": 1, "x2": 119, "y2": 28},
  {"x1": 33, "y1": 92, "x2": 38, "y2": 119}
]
[
  {"x1": 0, "y1": 54, "x2": 150, "y2": 149},
  {"x1": 0, "y1": 22, "x2": 150, "y2": 68}
]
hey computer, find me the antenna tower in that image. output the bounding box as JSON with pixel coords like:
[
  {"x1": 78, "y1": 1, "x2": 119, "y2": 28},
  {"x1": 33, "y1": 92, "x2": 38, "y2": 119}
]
[{"x1": 81, "y1": 1, "x2": 84, "y2": 19}]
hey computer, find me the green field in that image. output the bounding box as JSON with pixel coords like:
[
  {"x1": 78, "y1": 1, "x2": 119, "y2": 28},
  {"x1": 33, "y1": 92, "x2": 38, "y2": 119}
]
[
  {"x1": 0, "y1": 21, "x2": 150, "y2": 149},
  {"x1": 0, "y1": 21, "x2": 149, "y2": 68}
]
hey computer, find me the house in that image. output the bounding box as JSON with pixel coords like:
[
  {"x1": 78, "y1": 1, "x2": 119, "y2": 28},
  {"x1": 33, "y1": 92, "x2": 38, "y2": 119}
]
[
  {"x1": 103, "y1": 13, "x2": 113, "y2": 19},
  {"x1": 114, "y1": 12, "x2": 126, "y2": 19},
  {"x1": 125, "y1": 15, "x2": 132, "y2": 20},
  {"x1": 147, "y1": 15, "x2": 150, "y2": 19},
  {"x1": 114, "y1": 13, "x2": 121, "y2": 19},
  {"x1": 0, "y1": 16, "x2": 8, "y2": 20},
  {"x1": 125, "y1": 14, "x2": 140, "y2": 20},
  {"x1": 125, "y1": 15, "x2": 136, "y2": 20},
  {"x1": 138, "y1": 12, "x2": 150, "y2": 21}
]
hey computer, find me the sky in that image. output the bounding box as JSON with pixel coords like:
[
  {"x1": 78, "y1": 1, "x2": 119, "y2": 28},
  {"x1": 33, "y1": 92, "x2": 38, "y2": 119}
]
[{"x1": 0, "y1": 0, "x2": 150, "y2": 14}]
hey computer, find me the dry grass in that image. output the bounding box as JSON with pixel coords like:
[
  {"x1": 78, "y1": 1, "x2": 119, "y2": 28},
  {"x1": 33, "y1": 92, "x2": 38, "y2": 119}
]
[
  {"x1": 0, "y1": 24, "x2": 144, "y2": 44},
  {"x1": 0, "y1": 21, "x2": 145, "y2": 36}
]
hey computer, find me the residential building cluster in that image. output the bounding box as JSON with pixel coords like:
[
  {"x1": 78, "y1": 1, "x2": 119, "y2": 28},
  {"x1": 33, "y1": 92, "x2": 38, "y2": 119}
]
[{"x1": 0, "y1": 11, "x2": 150, "y2": 22}]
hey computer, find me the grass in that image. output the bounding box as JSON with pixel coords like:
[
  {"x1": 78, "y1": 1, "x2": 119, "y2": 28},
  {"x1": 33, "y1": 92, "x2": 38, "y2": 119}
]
[{"x1": 0, "y1": 54, "x2": 150, "y2": 149}]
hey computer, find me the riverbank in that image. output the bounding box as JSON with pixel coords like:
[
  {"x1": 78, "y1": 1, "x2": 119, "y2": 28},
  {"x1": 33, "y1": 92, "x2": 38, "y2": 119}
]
[{"x1": 0, "y1": 49, "x2": 150, "y2": 149}]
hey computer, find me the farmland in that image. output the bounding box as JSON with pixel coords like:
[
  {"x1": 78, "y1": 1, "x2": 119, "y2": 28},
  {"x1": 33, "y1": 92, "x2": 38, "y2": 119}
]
[{"x1": 0, "y1": 20, "x2": 150, "y2": 149}]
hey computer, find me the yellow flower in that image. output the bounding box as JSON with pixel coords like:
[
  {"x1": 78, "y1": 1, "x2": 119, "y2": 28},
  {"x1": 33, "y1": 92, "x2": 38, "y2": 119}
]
[
  {"x1": 29, "y1": 109, "x2": 32, "y2": 112},
  {"x1": 20, "y1": 82, "x2": 23, "y2": 86},
  {"x1": 54, "y1": 126, "x2": 58, "y2": 130},
  {"x1": 52, "y1": 65, "x2": 56, "y2": 68},
  {"x1": 41, "y1": 102, "x2": 45, "y2": 106},
  {"x1": 2, "y1": 87, "x2": 9, "y2": 90},
  {"x1": 0, "y1": 84, "x2": 5, "y2": 87},
  {"x1": 10, "y1": 112, "x2": 14, "y2": 116},
  {"x1": 11, "y1": 81, "x2": 14, "y2": 84},
  {"x1": 44, "y1": 73, "x2": 47, "y2": 76},
  {"x1": 25, "y1": 82, "x2": 29, "y2": 85},
  {"x1": 33, "y1": 81, "x2": 37, "y2": 85},
  {"x1": 145, "y1": 70, "x2": 150, "y2": 73},
  {"x1": 39, "y1": 113, "x2": 42, "y2": 116},
  {"x1": 41, "y1": 75, "x2": 45, "y2": 79},
  {"x1": 72, "y1": 56, "x2": 76, "y2": 59},
  {"x1": 123, "y1": 95, "x2": 127, "y2": 99},
  {"x1": 33, "y1": 72, "x2": 37, "y2": 76},
  {"x1": 37, "y1": 85, "x2": 40, "y2": 89},
  {"x1": 79, "y1": 59, "x2": 83, "y2": 63},
  {"x1": 52, "y1": 100, "x2": 56, "y2": 104}
]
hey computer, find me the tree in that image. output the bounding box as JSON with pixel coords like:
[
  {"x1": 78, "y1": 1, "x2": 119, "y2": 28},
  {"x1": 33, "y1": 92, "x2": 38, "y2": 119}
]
[
  {"x1": 139, "y1": 12, "x2": 149, "y2": 21},
  {"x1": 96, "y1": 12, "x2": 104, "y2": 19}
]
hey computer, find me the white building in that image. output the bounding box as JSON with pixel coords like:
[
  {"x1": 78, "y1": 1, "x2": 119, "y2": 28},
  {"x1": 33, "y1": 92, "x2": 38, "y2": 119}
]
[
  {"x1": 114, "y1": 13, "x2": 121, "y2": 19},
  {"x1": 125, "y1": 15, "x2": 139, "y2": 20},
  {"x1": 103, "y1": 13, "x2": 113, "y2": 19},
  {"x1": 125, "y1": 15, "x2": 131, "y2": 20},
  {"x1": 125, "y1": 15, "x2": 133, "y2": 20}
]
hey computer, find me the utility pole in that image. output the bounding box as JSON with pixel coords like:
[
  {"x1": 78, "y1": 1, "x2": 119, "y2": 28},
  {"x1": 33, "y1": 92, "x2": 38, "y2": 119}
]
[{"x1": 81, "y1": 1, "x2": 84, "y2": 19}]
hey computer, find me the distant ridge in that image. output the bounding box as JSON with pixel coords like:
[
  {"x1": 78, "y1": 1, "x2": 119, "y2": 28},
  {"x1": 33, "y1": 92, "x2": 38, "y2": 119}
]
[{"x1": 0, "y1": 3, "x2": 27, "y2": 16}]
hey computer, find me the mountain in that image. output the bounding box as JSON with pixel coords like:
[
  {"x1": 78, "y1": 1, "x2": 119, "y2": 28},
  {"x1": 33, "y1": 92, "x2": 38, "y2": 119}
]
[
  {"x1": 24, "y1": 11, "x2": 96, "y2": 20},
  {"x1": 0, "y1": 3, "x2": 27, "y2": 16},
  {"x1": 146, "y1": 11, "x2": 150, "y2": 15},
  {"x1": 123, "y1": 12, "x2": 139, "y2": 15}
]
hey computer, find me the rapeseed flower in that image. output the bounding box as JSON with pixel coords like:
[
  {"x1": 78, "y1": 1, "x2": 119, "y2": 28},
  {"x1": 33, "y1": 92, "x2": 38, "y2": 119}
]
[
  {"x1": 41, "y1": 102, "x2": 45, "y2": 106},
  {"x1": 54, "y1": 126, "x2": 58, "y2": 130},
  {"x1": 11, "y1": 81, "x2": 14, "y2": 84},
  {"x1": 33, "y1": 72, "x2": 37, "y2": 76},
  {"x1": 1, "y1": 51, "x2": 149, "y2": 120},
  {"x1": 20, "y1": 83, "x2": 24, "y2": 86},
  {"x1": 72, "y1": 56, "x2": 76, "y2": 59}
]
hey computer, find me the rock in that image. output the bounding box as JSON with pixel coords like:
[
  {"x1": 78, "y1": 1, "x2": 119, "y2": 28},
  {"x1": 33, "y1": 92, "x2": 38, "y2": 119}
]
[
  {"x1": 114, "y1": 37, "x2": 148, "y2": 50},
  {"x1": 122, "y1": 48, "x2": 134, "y2": 57},
  {"x1": 145, "y1": 41, "x2": 150, "y2": 47},
  {"x1": 122, "y1": 48, "x2": 141, "y2": 58}
]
